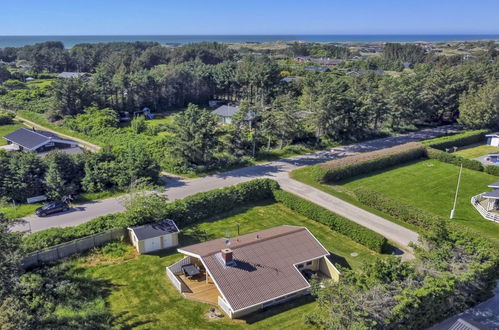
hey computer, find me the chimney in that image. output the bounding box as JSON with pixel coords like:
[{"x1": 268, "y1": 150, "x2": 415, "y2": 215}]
[{"x1": 221, "y1": 248, "x2": 233, "y2": 265}]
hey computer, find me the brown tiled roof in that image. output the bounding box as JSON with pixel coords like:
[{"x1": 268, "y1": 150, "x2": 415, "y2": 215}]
[{"x1": 179, "y1": 226, "x2": 329, "y2": 312}]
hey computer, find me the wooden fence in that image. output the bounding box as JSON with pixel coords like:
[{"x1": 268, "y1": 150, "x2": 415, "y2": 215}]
[{"x1": 20, "y1": 228, "x2": 127, "y2": 269}]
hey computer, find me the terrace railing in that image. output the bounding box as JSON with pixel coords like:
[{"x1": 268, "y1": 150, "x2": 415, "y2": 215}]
[
  {"x1": 471, "y1": 193, "x2": 499, "y2": 223},
  {"x1": 166, "y1": 256, "x2": 191, "y2": 292}
]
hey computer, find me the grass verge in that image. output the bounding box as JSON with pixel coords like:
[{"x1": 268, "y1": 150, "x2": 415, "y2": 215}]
[{"x1": 292, "y1": 159, "x2": 499, "y2": 243}]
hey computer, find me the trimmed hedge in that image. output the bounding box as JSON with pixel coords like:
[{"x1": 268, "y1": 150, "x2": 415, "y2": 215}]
[
  {"x1": 22, "y1": 179, "x2": 280, "y2": 253},
  {"x1": 425, "y1": 147, "x2": 484, "y2": 171},
  {"x1": 422, "y1": 129, "x2": 489, "y2": 150},
  {"x1": 313, "y1": 143, "x2": 426, "y2": 183},
  {"x1": 484, "y1": 165, "x2": 499, "y2": 176},
  {"x1": 273, "y1": 189, "x2": 387, "y2": 252},
  {"x1": 353, "y1": 187, "x2": 440, "y2": 230}
]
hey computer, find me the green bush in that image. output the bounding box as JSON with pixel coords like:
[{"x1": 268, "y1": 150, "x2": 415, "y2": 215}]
[
  {"x1": 484, "y1": 165, "x2": 499, "y2": 176},
  {"x1": 353, "y1": 187, "x2": 440, "y2": 230},
  {"x1": 0, "y1": 110, "x2": 15, "y2": 125},
  {"x1": 22, "y1": 179, "x2": 280, "y2": 252},
  {"x1": 422, "y1": 129, "x2": 489, "y2": 150},
  {"x1": 425, "y1": 147, "x2": 484, "y2": 171},
  {"x1": 273, "y1": 189, "x2": 387, "y2": 252},
  {"x1": 315, "y1": 143, "x2": 426, "y2": 183}
]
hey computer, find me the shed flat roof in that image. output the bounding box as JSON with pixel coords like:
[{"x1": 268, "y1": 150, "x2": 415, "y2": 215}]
[{"x1": 129, "y1": 219, "x2": 179, "y2": 241}]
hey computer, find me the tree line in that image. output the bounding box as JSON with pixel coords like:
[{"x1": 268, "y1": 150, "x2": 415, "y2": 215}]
[{"x1": 0, "y1": 146, "x2": 159, "y2": 204}]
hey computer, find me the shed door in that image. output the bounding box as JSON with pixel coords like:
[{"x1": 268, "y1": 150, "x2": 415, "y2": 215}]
[
  {"x1": 144, "y1": 237, "x2": 161, "y2": 252},
  {"x1": 162, "y1": 234, "x2": 173, "y2": 248}
]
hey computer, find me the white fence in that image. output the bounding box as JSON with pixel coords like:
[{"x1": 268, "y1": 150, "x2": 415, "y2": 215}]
[
  {"x1": 21, "y1": 228, "x2": 127, "y2": 269},
  {"x1": 471, "y1": 193, "x2": 499, "y2": 223},
  {"x1": 166, "y1": 256, "x2": 191, "y2": 292},
  {"x1": 218, "y1": 296, "x2": 233, "y2": 318}
]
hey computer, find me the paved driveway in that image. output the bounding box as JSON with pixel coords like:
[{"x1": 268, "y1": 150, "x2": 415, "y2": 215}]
[
  {"x1": 278, "y1": 177, "x2": 418, "y2": 259},
  {"x1": 13, "y1": 125, "x2": 459, "y2": 241}
]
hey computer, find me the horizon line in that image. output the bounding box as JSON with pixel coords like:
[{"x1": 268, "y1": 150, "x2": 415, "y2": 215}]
[{"x1": 2, "y1": 33, "x2": 499, "y2": 37}]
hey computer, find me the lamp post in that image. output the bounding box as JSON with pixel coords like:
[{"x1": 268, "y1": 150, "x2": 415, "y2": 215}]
[{"x1": 450, "y1": 163, "x2": 463, "y2": 219}]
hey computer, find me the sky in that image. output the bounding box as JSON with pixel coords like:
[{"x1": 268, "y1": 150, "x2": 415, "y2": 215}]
[{"x1": 1, "y1": 0, "x2": 499, "y2": 35}]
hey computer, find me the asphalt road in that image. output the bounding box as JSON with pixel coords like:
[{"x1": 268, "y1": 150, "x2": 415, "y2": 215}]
[{"x1": 14, "y1": 125, "x2": 459, "y2": 238}]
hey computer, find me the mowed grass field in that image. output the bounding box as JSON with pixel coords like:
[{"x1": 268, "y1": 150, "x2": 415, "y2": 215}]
[
  {"x1": 295, "y1": 159, "x2": 499, "y2": 242},
  {"x1": 60, "y1": 202, "x2": 382, "y2": 329},
  {"x1": 454, "y1": 144, "x2": 499, "y2": 159}
]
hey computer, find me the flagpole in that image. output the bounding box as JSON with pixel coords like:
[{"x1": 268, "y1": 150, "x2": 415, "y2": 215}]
[{"x1": 450, "y1": 163, "x2": 463, "y2": 219}]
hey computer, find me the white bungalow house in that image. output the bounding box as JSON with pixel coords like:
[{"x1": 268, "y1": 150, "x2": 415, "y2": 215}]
[{"x1": 166, "y1": 225, "x2": 340, "y2": 319}]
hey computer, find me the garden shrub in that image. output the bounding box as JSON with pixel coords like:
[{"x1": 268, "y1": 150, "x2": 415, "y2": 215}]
[
  {"x1": 425, "y1": 147, "x2": 484, "y2": 171},
  {"x1": 422, "y1": 129, "x2": 489, "y2": 150},
  {"x1": 313, "y1": 142, "x2": 426, "y2": 183},
  {"x1": 484, "y1": 165, "x2": 499, "y2": 176},
  {"x1": 0, "y1": 110, "x2": 15, "y2": 125},
  {"x1": 273, "y1": 189, "x2": 387, "y2": 252}
]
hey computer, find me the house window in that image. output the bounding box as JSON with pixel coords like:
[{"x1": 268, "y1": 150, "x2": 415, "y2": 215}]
[{"x1": 306, "y1": 261, "x2": 313, "y2": 266}]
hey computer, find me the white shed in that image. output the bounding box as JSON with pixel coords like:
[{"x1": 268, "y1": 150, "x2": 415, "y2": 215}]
[
  {"x1": 486, "y1": 132, "x2": 499, "y2": 147},
  {"x1": 128, "y1": 219, "x2": 179, "y2": 254}
]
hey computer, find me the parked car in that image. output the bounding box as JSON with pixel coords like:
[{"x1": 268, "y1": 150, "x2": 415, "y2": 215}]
[{"x1": 35, "y1": 201, "x2": 69, "y2": 217}]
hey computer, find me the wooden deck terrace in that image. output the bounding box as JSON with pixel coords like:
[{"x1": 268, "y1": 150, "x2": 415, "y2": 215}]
[{"x1": 178, "y1": 273, "x2": 220, "y2": 305}]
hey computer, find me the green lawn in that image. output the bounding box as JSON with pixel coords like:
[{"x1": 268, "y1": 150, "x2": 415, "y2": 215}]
[
  {"x1": 454, "y1": 144, "x2": 499, "y2": 159},
  {"x1": 0, "y1": 122, "x2": 24, "y2": 146},
  {"x1": 59, "y1": 202, "x2": 382, "y2": 329},
  {"x1": 293, "y1": 159, "x2": 499, "y2": 243},
  {"x1": 0, "y1": 202, "x2": 42, "y2": 219}
]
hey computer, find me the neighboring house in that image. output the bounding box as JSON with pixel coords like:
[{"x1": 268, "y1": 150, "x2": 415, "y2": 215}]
[
  {"x1": 3, "y1": 128, "x2": 79, "y2": 153},
  {"x1": 280, "y1": 77, "x2": 302, "y2": 83},
  {"x1": 166, "y1": 225, "x2": 340, "y2": 319},
  {"x1": 57, "y1": 72, "x2": 89, "y2": 79},
  {"x1": 305, "y1": 66, "x2": 330, "y2": 73},
  {"x1": 128, "y1": 219, "x2": 179, "y2": 254},
  {"x1": 485, "y1": 132, "x2": 499, "y2": 147},
  {"x1": 346, "y1": 69, "x2": 385, "y2": 76},
  {"x1": 480, "y1": 181, "x2": 499, "y2": 211},
  {"x1": 211, "y1": 105, "x2": 256, "y2": 124},
  {"x1": 293, "y1": 57, "x2": 343, "y2": 66}
]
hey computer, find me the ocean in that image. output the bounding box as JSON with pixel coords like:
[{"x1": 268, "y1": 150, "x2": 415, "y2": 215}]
[{"x1": 1, "y1": 35, "x2": 499, "y2": 48}]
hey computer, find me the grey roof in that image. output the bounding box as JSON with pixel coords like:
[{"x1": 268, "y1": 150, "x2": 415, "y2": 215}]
[
  {"x1": 281, "y1": 77, "x2": 302, "y2": 83},
  {"x1": 129, "y1": 219, "x2": 179, "y2": 241},
  {"x1": 448, "y1": 318, "x2": 487, "y2": 330},
  {"x1": 179, "y1": 226, "x2": 330, "y2": 312},
  {"x1": 57, "y1": 72, "x2": 88, "y2": 79},
  {"x1": 211, "y1": 105, "x2": 257, "y2": 121},
  {"x1": 483, "y1": 189, "x2": 499, "y2": 199},
  {"x1": 212, "y1": 105, "x2": 240, "y2": 117},
  {"x1": 305, "y1": 66, "x2": 330, "y2": 72},
  {"x1": 487, "y1": 180, "x2": 499, "y2": 188},
  {"x1": 346, "y1": 69, "x2": 385, "y2": 76},
  {"x1": 3, "y1": 128, "x2": 75, "y2": 151}
]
